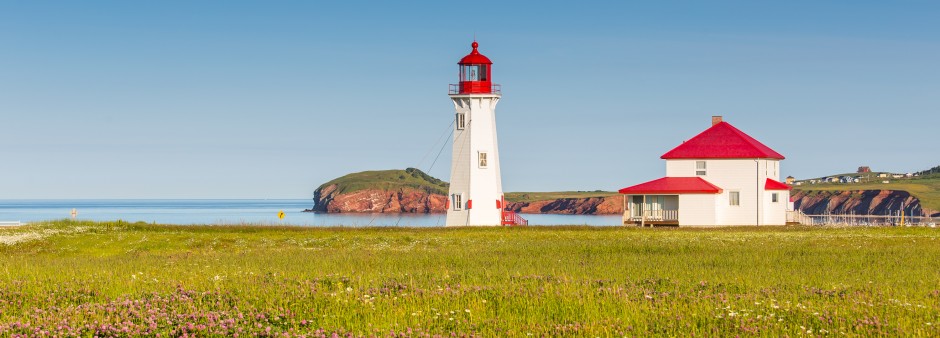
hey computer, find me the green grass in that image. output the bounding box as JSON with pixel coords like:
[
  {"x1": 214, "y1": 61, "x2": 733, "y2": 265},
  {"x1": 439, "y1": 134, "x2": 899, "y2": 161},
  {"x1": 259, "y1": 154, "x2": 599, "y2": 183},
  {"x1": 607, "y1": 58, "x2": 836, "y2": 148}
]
[
  {"x1": 2, "y1": 221, "x2": 938, "y2": 336},
  {"x1": 505, "y1": 191, "x2": 618, "y2": 203},
  {"x1": 794, "y1": 176, "x2": 940, "y2": 211}
]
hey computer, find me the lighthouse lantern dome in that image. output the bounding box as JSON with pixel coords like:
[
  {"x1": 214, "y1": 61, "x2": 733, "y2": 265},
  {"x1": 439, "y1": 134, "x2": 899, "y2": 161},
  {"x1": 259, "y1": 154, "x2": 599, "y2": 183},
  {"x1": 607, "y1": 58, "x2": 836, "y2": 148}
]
[{"x1": 455, "y1": 41, "x2": 497, "y2": 94}]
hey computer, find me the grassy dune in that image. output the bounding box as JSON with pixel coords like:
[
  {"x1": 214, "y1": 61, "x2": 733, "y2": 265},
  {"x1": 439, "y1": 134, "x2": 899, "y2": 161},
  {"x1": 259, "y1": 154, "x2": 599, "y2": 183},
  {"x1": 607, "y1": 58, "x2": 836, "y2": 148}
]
[{"x1": 1, "y1": 221, "x2": 939, "y2": 336}]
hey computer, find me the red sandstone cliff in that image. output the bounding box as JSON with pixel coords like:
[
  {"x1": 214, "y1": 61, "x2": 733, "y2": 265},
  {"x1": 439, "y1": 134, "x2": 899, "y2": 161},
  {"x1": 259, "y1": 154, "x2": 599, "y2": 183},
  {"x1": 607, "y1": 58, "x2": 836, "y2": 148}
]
[
  {"x1": 791, "y1": 190, "x2": 938, "y2": 217},
  {"x1": 308, "y1": 184, "x2": 624, "y2": 215},
  {"x1": 505, "y1": 197, "x2": 621, "y2": 215},
  {"x1": 309, "y1": 184, "x2": 448, "y2": 213}
]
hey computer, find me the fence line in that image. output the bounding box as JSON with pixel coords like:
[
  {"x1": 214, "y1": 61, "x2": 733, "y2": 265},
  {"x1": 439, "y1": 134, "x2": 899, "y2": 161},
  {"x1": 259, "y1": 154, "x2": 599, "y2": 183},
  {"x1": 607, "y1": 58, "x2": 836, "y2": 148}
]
[{"x1": 796, "y1": 212, "x2": 938, "y2": 226}]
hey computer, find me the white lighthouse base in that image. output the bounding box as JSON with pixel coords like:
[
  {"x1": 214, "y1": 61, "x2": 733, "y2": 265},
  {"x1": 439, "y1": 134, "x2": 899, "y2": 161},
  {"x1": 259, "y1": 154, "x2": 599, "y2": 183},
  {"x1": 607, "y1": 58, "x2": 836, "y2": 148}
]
[{"x1": 446, "y1": 94, "x2": 503, "y2": 226}]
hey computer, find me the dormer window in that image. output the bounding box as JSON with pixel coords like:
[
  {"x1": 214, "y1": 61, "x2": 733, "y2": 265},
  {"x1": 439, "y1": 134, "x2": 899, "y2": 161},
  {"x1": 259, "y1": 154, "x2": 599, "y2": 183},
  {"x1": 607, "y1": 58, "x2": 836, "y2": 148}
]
[{"x1": 696, "y1": 161, "x2": 707, "y2": 176}]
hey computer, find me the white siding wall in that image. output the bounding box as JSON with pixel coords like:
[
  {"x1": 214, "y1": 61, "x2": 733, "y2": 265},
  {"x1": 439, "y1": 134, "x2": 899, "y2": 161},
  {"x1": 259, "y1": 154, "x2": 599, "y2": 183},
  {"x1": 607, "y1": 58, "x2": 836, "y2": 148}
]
[
  {"x1": 446, "y1": 95, "x2": 503, "y2": 226},
  {"x1": 678, "y1": 194, "x2": 717, "y2": 226},
  {"x1": 763, "y1": 190, "x2": 789, "y2": 225},
  {"x1": 666, "y1": 159, "x2": 783, "y2": 226}
]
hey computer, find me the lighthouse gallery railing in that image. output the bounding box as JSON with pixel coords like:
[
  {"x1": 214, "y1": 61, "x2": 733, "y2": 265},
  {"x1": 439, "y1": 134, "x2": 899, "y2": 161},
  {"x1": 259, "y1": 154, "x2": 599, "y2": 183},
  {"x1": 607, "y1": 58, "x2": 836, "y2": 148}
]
[{"x1": 449, "y1": 84, "x2": 502, "y2": 95}]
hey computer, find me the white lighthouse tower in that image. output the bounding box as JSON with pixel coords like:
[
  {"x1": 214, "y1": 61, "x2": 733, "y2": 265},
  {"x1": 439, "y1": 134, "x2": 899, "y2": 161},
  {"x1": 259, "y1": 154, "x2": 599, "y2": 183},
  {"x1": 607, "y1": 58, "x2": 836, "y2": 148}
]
[{"x1": 446, "y1": 41, "x2": 523, "y2": 226}]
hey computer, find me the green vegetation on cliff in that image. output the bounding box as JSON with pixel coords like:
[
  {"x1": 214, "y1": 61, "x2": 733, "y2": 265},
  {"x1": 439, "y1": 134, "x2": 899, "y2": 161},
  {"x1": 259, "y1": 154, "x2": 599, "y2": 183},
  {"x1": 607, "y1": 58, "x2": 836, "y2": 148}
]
[
  {"x1": 317, "y1": 168, "x2": 449, "y2": 195},
  {"x1": 316, "y1": 169, "x2": 618, "y2": 202},
  {"x1": 505, "y1": 191, "x2": 618, "y2": 203},
  {"x1": 793, "y1": 175, "x2": 940, "y2": 211}
]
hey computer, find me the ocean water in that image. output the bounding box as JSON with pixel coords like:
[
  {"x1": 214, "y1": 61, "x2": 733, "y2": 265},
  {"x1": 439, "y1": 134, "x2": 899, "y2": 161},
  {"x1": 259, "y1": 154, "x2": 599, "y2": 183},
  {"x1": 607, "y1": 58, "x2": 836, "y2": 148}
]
[{"x1": 0, "y1": 200, "x2": 621, "y2": 227}]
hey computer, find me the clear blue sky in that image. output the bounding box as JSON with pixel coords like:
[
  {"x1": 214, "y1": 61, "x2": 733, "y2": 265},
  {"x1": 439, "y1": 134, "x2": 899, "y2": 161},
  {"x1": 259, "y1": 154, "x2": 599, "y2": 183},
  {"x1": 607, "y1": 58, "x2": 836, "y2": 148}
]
[{"x1": 1, "y1": 1, "x2": 938, "y2": 199}]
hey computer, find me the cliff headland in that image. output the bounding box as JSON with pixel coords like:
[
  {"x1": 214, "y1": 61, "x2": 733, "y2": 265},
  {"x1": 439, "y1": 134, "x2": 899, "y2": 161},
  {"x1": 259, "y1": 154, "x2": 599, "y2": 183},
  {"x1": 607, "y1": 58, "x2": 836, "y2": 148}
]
[{"x1": 306, "y1": 169, "x2": 621, "y2": 215}]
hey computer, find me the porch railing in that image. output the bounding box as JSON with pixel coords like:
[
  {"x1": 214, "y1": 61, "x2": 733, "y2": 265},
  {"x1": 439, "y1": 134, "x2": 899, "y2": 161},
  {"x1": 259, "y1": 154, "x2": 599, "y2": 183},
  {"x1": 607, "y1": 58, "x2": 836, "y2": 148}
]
[
  {"x1": 623, "y1": 209, "x2": 679, "y2": 223},
  {"x1": 786, "y1": 210, "x2": 809, "y2": 224},
  {"x1": 502, "y1": 211, "x2": 528, "y2": 226}
]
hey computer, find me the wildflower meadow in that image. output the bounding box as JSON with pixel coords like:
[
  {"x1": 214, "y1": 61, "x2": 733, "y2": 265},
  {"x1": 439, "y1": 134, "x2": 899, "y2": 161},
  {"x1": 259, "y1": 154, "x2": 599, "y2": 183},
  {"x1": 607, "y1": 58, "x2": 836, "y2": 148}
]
[{"x1": 0, "y1": 220, "x2": 938, "y2": 336}]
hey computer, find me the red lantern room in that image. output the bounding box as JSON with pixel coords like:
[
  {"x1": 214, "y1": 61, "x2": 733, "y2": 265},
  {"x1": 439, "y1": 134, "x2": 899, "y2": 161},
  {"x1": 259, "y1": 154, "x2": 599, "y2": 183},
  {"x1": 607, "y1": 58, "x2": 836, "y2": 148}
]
[{"x1": 450, "y1": 41, "x2": 500, "y2": 95}]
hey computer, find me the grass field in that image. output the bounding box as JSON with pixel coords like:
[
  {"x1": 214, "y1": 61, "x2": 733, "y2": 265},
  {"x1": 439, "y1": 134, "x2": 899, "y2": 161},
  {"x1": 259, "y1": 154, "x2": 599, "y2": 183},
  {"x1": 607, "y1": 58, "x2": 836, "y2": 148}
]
[{"x1": 1, "y1": 221, "x2": 939, "y2": 336}]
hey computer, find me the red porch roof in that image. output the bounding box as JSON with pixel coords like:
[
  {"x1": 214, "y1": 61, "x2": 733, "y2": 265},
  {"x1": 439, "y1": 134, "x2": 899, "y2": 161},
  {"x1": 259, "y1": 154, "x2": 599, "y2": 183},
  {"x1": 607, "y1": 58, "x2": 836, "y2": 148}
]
[
  {"x1": 618, "y1": 177, "x2": 723, "y2": 195},
  {"x1": 765, "y1": 178, "x2": 791, "y2": 190},
  {"x1": 661, "y1": 122, "x2": 785, "y2": 160}
]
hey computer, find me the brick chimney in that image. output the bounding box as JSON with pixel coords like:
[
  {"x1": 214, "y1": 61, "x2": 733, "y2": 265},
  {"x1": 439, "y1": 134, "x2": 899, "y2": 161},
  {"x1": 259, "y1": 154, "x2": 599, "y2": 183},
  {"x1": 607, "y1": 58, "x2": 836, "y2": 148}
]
[{"x1": 711, "y1": 115, "x2": 723, "y2": 126}]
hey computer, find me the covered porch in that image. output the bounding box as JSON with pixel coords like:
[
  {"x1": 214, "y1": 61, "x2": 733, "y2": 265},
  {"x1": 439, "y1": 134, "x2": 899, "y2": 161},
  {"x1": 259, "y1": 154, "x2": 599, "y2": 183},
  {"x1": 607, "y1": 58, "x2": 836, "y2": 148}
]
[
  {"x1": 618, "y1": 176, "x2": 723, "y2": 227},
  {"x1": 622, "y1": 194, "x2": 679, "y2": 226}
]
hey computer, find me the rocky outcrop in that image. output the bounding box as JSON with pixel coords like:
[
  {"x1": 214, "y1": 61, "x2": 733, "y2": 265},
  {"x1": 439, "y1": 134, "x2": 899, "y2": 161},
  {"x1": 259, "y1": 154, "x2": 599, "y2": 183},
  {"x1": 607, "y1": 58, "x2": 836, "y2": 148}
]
[
  {"x1": 792, "y1": 190, "x2": 938, "y2": 217},
  {"x1": 307, "y1": 168, "x2": 626, "y2": 214},
  {"x1": 308, "y1": 184, "x2": 447, "y2": 213},
  {"x1": 309, "y1": 187, "x2": 624, "y2": 215},
  {"x1": 506, "y1": 197, "x2": 621, "y2": 215}
]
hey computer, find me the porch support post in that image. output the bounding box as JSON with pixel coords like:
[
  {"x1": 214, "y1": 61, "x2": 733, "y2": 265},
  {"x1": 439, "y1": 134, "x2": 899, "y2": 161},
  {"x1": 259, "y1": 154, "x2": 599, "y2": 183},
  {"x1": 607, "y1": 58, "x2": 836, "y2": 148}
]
[
  {"x1": 641, "y1": 195, "x2": 647, "y2": 227},
  {"x1": 622, "y1": 195, "x2": 627, "y2": 226}
]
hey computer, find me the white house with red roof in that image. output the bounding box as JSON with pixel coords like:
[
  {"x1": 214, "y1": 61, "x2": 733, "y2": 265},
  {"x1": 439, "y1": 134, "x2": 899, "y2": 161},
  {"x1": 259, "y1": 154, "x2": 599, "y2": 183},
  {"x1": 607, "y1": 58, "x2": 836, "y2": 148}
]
[{"x1": 618, "y1": 116, "x2": 792, "y2": 226}]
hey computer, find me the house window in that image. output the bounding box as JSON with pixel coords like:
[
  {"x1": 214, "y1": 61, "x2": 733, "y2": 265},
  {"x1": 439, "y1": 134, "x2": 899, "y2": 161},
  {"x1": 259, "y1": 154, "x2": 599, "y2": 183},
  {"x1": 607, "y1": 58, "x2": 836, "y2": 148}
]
[
  {"x1": 772, "y1": 193, "x2": 779, "y2": 203},
  {"x1": 729, "y1": 191, "x2": 740, "y2": 206},
  {"x1": 452, "y1": 194, "x2": 462, "y2": 211},
  {"x1": 695, "y1": 161, "x2": 707, "y2": 176},
  {"x1": 478, "y1": 152, "x2": 488, "y2": 168},
  {"x1": 456, "y1": 113, "x2": 466, "y2": 130}
]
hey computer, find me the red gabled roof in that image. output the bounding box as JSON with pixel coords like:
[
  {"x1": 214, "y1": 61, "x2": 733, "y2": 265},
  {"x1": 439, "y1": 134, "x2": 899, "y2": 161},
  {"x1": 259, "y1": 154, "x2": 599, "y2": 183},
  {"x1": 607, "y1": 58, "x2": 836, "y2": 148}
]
[
  {"x1": 765, "y1": 178, "x2": 791, "y2": 190},
  {"x1": 661, "y1": 122, "x2": 785, "y2": 159},
  {"x1": 618, "y1": 177, "x2": 723, "y2": 195}
]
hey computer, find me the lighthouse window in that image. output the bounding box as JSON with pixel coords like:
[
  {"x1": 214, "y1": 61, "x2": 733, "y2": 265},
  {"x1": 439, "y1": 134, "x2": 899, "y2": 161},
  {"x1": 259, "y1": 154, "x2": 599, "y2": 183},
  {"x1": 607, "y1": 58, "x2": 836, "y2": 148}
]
[
  {"x1": 453, "y1": 194, "x2": 462, "y2": 211},
  {"x1": 456, "y1": 113, "x2": 466, "y2": 130},
  {"x1": 462, "y1": 65, "x2": 483, "y2": 81},
  {"x1": 478, "y1": 152, "x2": 488, "y2": 168}
]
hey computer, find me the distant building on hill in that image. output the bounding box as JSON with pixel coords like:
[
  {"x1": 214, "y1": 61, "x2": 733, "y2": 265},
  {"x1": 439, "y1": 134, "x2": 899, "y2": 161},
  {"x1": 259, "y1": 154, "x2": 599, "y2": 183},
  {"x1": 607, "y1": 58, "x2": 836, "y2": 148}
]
[
  {"x1": 785, "y1": 176, "x2": 795, "y2": 184},
  {"x1": 858, "y1": 166, "x2": 872, "y2": 173},
  {"x1": 617, "y1": 116, "x2": 791, "y2": 227}
]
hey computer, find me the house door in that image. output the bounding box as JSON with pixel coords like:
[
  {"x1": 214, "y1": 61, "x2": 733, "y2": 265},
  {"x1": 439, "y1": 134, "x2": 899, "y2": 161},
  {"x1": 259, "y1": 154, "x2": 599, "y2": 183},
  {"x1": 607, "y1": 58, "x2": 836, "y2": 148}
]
[
  {"x1": 631, "y1": 196, "x2": 643, "y2": 218},
  {"x1": 646, "y1": 196, "x2": 664, "y2": 219}
]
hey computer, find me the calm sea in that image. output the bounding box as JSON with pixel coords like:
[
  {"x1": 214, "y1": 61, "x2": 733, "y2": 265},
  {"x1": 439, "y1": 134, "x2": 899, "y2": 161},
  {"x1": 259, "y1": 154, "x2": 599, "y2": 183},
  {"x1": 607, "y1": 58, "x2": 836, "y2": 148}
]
[{"x1": 0, "y1": 200, "x2": 621, "y2": 227}]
